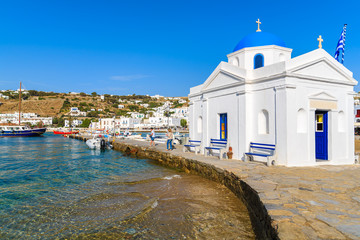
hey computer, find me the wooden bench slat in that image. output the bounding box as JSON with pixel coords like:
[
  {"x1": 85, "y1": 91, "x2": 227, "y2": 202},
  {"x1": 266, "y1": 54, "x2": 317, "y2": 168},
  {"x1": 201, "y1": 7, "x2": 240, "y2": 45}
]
[
  {"x1": 250, "y1": 146, "x2": 275, "y2": 150},
  {"x1": 250, "y1": 142, "x2": 276, "y2": 147}
]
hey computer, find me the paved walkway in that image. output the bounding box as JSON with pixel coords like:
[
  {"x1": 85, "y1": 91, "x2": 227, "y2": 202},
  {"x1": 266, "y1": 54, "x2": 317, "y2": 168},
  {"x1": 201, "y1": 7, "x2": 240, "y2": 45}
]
[{"x1": 84, "y1": 136, "x2": 360, "y2": 239}]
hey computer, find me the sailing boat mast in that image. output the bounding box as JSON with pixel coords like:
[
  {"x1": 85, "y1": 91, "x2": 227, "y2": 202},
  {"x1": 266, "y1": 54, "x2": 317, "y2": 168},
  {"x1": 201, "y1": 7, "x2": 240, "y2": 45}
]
[{"x1": 18, "y1": 82, "x2": 22, "y2": 125}]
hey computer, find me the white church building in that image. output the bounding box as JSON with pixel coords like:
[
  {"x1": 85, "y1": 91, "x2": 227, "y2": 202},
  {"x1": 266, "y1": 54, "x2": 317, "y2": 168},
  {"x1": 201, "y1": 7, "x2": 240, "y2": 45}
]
[{"x1": 189, "y1": 23, "x2": 357, "y2": 167}]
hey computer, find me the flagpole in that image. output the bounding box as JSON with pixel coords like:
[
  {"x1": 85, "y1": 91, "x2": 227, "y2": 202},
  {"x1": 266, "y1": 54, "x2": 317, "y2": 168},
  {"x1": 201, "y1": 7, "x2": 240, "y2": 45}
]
[
  {"x1": 341, "y1": 24, "x2": 347, "y2": 64},
  {"x1": 334, "y1": 24, "x2": 347, "y2": 65}
]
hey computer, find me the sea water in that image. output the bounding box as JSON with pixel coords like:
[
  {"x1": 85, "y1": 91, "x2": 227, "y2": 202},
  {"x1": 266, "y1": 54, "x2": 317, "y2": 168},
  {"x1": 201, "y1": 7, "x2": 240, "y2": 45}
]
[{"x1": 0, "y1": 134, "x2": 254, "y2": 239}]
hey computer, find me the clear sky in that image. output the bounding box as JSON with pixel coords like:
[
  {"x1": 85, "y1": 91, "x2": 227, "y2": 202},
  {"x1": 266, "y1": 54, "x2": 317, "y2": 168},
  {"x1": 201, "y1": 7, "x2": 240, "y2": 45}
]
[{"x1": 0, "y1": 0, "x2": 359, "y2": 96}]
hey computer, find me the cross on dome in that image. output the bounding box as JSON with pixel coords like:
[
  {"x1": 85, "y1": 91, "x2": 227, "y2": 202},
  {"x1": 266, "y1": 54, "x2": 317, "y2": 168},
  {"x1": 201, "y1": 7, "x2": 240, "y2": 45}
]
[
  {"x1": 256, "y1": 19, "x2": 261, "y2": 32},
  {"x1": 317, "y1": 35, "x2": 323, "y2": 49}
]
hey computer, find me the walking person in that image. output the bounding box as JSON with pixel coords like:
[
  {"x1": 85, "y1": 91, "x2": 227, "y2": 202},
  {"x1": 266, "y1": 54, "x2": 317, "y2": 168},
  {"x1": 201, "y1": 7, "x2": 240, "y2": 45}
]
[
  {"x1": 149, "y1": 128, "x2": 155, "y2": 147},
  {"x1": 166, "y1": 128, "x2": 174, "y2": 150}
]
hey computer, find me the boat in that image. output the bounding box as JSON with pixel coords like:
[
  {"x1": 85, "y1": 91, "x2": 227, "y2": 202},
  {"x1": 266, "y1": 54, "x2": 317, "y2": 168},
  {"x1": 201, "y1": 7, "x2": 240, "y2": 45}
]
[
  {"x1": 0, "y1": 82, "x2": 46, "y2": 137},
  {"x1": 0, "y1": 124, "x2": 46, "y2": 137},
  {"x1": 53, "y1": 130, "x2": 79, "y2": 135},
  {"x1": 86, "y1": 135, "x2": 113, "y2": 150}
]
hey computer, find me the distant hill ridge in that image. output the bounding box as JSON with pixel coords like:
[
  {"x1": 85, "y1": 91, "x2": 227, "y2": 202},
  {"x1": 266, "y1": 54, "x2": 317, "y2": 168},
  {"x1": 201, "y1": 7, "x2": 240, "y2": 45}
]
[{"x1": 0, "y1": 92, "x2": 188, "y2": 118}]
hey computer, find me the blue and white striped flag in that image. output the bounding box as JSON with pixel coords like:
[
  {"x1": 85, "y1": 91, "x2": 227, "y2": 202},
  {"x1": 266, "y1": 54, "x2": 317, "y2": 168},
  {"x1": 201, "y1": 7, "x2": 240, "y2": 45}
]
[{"x1": 334, "y1": 24, "x2": 347, "y2": 64}]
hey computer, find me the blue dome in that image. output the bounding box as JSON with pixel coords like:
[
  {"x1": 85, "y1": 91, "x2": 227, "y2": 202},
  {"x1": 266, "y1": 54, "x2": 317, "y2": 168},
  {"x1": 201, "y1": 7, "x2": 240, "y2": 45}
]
[{"x1": 233, "y1": 32, "x2": 286, "y2": 52}]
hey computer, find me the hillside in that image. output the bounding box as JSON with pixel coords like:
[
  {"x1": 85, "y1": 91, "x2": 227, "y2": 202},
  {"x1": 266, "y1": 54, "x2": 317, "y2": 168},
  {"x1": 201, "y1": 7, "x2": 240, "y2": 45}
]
[
  {"x1": 0, "y1": 98, "x2": 64, "y2": 117},
  {"x1": 0, "y1": 93, "x2": 188, "y2": 118}
]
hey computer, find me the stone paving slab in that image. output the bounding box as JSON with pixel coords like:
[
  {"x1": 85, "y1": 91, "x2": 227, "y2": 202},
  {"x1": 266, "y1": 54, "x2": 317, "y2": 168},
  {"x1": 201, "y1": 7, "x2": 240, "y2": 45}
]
[{"x1": 76, "y1": 136, "x2": 360, "y2": 239}]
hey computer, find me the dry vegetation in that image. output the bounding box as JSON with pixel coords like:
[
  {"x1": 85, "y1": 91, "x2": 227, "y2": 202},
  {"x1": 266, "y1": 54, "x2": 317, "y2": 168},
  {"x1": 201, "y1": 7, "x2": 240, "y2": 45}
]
[
  {"x1": 0, "y1": 98, "x2": 64, "y2": 117},
  {"x1": 0, "y1": 94, "x2": 189, "y2": 118}
]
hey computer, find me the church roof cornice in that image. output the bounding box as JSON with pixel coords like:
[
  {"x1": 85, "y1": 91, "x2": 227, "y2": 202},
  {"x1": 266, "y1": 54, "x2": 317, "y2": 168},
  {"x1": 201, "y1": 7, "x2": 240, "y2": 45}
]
[
  {"x1": 287, "y1": 49, "x2": 354, "y2": 78},
  {"x1": 200, "y1": 61, "x2": 246, "y2": 91},
  {"x1": 287, "y1": 72, "x2": 356, "y2": 86}
]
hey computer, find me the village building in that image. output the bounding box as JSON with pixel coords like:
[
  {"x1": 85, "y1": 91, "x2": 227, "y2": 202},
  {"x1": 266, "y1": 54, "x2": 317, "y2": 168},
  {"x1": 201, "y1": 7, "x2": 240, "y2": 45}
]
[
  {"x1": 189, "y1": 22, "x2": 357, "y2": 167},
  {"x1": 65, "y1": 119, "x2": 83, "y2": 127},
  {"x1": 0, "y1": 112, "x2": 52, "y2": 126},
  {"x1": 69, "y1": 107, "x2": 86, "y2": 117},
  {"x1": 90, "y1": 117, "x2": 142, "y2": 130},
  {"x1": 0, "y1": 93, "x2": 9, "y2": 99}
]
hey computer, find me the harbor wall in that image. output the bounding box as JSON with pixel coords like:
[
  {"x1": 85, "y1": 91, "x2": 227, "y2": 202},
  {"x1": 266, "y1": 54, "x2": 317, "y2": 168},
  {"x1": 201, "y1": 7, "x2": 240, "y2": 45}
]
[{"x1": 70, "y1": 135, "x2": 279, "y2": 239}]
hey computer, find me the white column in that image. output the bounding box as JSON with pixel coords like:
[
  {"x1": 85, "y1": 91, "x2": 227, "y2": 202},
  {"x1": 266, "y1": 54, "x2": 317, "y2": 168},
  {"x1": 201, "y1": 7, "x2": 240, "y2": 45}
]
[
  {"x1": 201, "y1": 97, "x2": 208, "y2": 154},
  {"x1": 308, "y1": 108, "x2": 316, "y2": 164}
]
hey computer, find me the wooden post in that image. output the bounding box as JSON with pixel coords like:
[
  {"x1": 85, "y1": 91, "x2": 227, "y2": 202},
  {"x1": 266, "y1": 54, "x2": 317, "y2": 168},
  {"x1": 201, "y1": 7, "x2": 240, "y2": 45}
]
[{"x1": 19, "y1": 82, "x2": 22, "y2": 125}]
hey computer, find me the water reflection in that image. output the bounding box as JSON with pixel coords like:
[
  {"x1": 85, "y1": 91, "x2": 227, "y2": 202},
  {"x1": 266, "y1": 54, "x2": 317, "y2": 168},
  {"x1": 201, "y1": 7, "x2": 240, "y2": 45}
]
[{"x1": 0, "y1": 134, "x2": 254, "y2": 239}]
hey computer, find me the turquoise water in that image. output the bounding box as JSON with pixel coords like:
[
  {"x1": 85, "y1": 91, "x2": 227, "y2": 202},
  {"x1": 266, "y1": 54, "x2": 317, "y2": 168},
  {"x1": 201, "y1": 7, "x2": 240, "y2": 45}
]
[{"x1": 0, "y1": 134, "x2": 254, "y2": 239}]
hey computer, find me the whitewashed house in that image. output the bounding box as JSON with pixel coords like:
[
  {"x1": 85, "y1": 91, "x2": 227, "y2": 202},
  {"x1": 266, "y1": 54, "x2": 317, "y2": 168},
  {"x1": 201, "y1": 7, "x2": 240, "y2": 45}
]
[
  {"x1": 130, "y1": 112, "x2": 145, "y2": 119},
  {"x1": 151, "y1": 94, "x2": 163, "y2": 99},
  {"x1": 65, "y1": 119, "x2": 82, "y2": 127},
  {"x1": 0, "y1": 112, "x2": 52, "y2": 125},
  {"x1": 355, "y1": 104, "x2": 360, "y2": 123},
  {"x1": 0, "y1": 93, "x2": 9, "y2": 99},
  {"x1": 171, "y1": 107, "x2": 189, "y2": 118},
  {"x1": 92, "y1": 117, "x2": 142, "y2": 130},
  {"x1": 189, "y1": 25, "x2": 357, "y2": 167},
  {"x1": 140, "y1": 103, "x2": 149, "y2": 108},
  {"x1": 178, "y1": 99, "x2": 187, "y2": 104},
  {"x1": 69, "y1": 107, "x2": 87, "y2": 117}
]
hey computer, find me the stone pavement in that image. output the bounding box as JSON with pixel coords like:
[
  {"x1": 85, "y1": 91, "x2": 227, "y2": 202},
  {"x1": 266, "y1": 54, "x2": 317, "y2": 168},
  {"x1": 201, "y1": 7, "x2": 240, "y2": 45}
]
[{"x1": 77, "y1": 135, "x2": 360, "y2": 239}]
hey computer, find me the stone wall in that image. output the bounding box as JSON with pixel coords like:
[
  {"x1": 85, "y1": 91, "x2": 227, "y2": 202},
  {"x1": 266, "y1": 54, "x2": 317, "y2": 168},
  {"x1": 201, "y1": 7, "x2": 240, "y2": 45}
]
[{"x1": 71, "y1": 135, "x2": 279, "y2": 239}]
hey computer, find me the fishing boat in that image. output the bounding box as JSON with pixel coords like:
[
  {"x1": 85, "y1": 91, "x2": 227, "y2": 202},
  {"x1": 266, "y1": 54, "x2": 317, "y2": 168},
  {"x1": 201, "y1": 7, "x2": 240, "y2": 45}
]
[
  {"x1": 53, "y1": 130, "x2": 79, "y2": 135},
  {"x1": 0, "y1": 82, "x2": 46, "y2": 137}
]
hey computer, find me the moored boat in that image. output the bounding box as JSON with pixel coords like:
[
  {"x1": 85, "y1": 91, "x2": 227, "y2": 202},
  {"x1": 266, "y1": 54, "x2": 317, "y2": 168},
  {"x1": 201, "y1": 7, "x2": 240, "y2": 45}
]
[
  {"x1": 0, "y1": 125, "x2": 46, "y2": 137},
  {"x1": 86, "y1": 135, "x2": 113, "y2": 150},
  {"x1": 53, "y1": 130, "x2": 79, "y2": 135},
  {"x1": 0, "y1": 82, "x2": 46, "y2": 137}
]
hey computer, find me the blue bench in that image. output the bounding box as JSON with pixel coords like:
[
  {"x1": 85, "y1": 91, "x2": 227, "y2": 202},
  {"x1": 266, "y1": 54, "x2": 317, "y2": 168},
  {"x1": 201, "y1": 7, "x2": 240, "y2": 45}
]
[
  {"x1": 205, "y1": 139, "x2": 228, "y2": 160},
  {"x1": 244, "y1": 142, "x2": 276, "y2": 166},
  {"x1": 183, "y1": 140, "x2": 201, "y2": 154}
]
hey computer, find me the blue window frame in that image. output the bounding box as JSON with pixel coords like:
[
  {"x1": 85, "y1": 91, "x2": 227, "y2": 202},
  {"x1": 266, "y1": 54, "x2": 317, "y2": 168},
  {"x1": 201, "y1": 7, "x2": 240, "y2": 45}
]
[{"x1": 254, "y1": 54, "x2": 264, "y2": 69}]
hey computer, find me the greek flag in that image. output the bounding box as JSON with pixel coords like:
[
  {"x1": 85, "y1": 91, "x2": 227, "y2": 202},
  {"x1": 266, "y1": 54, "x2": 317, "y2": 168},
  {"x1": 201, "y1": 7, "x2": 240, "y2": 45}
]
[{"x1": 334, "y1": 24, "x2": 347, "y2": 64}]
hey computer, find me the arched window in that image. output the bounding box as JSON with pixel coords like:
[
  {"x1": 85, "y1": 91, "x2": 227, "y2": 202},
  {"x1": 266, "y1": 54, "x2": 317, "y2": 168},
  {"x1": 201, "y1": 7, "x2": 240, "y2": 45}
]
[
  {"x1": 338, "y1": 111, "x2": 345, "y2": 132},
  {"x1": 258, "y1": 110, "x2": 269, "y2": 134},
  {"x1": 297, "y1": 108, "x2": 307, "y2": 133},
  {"x1": 197, "y1": 116, "x2": 202, "y2": 133},
  {"x1": 254, "y1": 54, "x2": 264, "y2": 69}
]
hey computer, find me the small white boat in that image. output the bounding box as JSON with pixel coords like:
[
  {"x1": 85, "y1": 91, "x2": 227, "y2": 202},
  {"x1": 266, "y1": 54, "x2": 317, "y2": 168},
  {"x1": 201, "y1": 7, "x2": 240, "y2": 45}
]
[{"x1": 86, "y1": 136, "x2": 113, "y2": 150}]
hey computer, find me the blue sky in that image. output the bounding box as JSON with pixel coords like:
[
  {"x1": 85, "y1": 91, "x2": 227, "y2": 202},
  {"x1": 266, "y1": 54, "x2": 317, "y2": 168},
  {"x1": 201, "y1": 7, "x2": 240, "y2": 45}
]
[{"x1": 0, "y1": 0, "x2": 359, "y2": 96}]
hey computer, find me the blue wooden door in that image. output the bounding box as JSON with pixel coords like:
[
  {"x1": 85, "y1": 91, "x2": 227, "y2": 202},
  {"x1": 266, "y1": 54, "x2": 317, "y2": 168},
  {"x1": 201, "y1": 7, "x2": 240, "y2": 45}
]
[
  {"x1": 315, "y1": 111, "x2": 328, "y2": 160},
  {"x1": 220, "y1": 113, "x2": 227, "y2": 140}
]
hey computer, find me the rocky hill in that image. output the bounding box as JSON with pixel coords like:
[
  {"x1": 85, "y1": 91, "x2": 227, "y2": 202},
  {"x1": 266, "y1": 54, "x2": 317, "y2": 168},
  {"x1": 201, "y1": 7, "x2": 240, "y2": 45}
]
[
  {"x1": 0, "y1": 92, "x2": 188, "y2": 118},
  {"x1": 0, "y1": 98, "x2": 64, "y2": 117}
]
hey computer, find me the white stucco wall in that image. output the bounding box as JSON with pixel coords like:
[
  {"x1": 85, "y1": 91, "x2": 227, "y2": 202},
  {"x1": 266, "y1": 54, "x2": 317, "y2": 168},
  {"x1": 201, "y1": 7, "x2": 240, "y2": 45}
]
[{"x1": 189, "y1": 46, "x2": 357, "y2": 167}]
